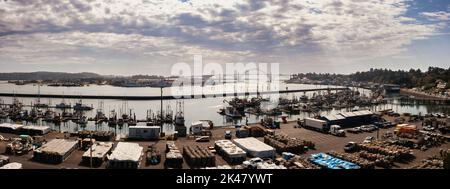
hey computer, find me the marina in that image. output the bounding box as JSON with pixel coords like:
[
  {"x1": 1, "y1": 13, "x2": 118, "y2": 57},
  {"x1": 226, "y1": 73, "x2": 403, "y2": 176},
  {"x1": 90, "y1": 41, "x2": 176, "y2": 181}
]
[{"x1": 1, "y1": 80, "x2": 448, "y2": 133}]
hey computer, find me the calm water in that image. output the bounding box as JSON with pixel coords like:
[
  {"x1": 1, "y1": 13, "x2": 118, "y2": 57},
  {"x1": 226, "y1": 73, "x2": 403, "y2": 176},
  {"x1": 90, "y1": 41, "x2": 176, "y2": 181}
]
[{"x1": 0, "y1": 81, "x2": 449, "y2": 135}]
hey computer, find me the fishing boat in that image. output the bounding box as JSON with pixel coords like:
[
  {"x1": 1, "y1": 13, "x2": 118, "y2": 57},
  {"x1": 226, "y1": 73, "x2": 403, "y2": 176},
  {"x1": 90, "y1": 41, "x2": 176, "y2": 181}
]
[
  {"x1": 224, "y1": 106, "x2": 243, "y2": 118},
  {"x1": 73, "y1": 100, "x2": 93, "y2": 111},
  {"x1": 43, "y1": 110, "x2": 55, "y2": 122},
  {"x1": 34, "y1": 84, "x2": 49, "y2": 108},
  {"x1": 56, "y1": 102, "x2": 71, "y2": 109},
  {"x1": 128, "y1": 115, "x2": 137, "y2": 126},
  {"x1": 53, "y1": 113, "x2": 62, "y2": 125},
  {"x1": 108, "y1": 110, "x2": 117, "y2": 127},
  {"x1": 174, "y1": 101, "x2": 185, "y2": 127},
  {"x1": 117, "y1": 118, "x2": 124, "y2": 128},
  {"x1": 34, "y1": 101, "x2": 49, "y2": 108},
  {"x1": 77, "y1": 116, "x2": 88, "y2": 126}
]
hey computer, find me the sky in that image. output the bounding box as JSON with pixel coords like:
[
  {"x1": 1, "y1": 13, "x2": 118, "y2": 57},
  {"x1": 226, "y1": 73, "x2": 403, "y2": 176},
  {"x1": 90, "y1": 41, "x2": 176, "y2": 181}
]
[{"x1": 0, "y1": 0, "x2": 449, "y2": 75}]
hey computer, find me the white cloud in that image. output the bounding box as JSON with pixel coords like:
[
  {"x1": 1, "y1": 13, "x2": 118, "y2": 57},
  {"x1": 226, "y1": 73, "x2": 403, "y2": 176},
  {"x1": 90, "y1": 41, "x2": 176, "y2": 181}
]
[
  {"x1": 0, "y1": 31, "x2": 253, "y2": 65},
  {"x1": 0, "y1": 0, "x2": 446, "y2": 71},
  {"x1": 420, "y1": 11, "x2": 450, "y2": 21}
]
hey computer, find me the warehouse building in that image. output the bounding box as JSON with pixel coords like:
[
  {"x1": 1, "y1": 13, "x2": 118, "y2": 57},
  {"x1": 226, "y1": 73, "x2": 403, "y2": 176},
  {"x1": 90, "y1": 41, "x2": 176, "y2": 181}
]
[{"x1": 233, "y1": 137, "x2": 275, "y2": 158}]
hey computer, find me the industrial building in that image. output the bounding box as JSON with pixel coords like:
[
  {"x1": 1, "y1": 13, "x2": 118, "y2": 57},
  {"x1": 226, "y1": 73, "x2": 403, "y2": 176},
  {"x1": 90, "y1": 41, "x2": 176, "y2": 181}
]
[{"x1": 320, "y1": 110, "x2": 374, "y2": 128}]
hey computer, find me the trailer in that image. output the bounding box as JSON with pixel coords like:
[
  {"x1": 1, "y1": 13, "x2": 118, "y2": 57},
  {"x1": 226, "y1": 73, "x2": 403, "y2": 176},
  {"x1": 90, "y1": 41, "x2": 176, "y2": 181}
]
[
  {"x1": 128, "y1": 126, "x2": 160, "y2": 140},
  {"x1": 304, "y1": 118, "x2": 329, "y2": 132}
]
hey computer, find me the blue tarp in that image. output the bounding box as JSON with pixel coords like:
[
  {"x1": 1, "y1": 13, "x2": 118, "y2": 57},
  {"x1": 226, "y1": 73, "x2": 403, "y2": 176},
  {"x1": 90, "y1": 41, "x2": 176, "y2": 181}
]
[{"x1": 310, "y1": 153, "x2": 360, "y2": 169}]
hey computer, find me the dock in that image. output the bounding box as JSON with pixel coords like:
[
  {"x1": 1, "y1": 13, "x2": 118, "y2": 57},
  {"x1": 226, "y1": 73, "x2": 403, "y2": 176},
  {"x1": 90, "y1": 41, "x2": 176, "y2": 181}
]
[{"x1": 0, "y1": 87, "x2": 349, "y2": 101}]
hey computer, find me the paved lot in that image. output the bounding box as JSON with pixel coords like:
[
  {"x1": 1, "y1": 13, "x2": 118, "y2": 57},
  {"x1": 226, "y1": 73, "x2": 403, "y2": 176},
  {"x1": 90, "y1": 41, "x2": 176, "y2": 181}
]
[{"x1": 0, "y1": 115, "x2": 448, "y2": 169}]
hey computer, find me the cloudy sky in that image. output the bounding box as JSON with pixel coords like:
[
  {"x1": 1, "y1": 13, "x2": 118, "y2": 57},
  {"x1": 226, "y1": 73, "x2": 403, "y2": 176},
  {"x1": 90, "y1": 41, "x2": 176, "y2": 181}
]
[{"x1": 0, "y1": 0, "x2": 449, "y2": 75}]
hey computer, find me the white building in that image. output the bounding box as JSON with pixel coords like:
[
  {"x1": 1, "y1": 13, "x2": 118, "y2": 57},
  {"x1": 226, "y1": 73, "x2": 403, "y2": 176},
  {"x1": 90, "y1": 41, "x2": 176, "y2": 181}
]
[{"x1": 128, "y1": 126, "x2": 160, "y2": 140}]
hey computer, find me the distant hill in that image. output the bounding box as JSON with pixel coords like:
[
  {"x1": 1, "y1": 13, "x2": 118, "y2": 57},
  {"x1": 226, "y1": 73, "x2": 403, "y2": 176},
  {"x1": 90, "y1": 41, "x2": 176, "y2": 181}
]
[{"x1": 0, "y1": 72, "x2": 103, "y2": 81}]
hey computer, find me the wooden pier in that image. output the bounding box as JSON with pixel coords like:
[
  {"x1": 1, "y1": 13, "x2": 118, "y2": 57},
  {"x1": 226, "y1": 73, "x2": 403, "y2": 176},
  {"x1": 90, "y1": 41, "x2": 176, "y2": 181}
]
[{"x1": 0, "y1": 87, "x2": 349, "y2": 101}]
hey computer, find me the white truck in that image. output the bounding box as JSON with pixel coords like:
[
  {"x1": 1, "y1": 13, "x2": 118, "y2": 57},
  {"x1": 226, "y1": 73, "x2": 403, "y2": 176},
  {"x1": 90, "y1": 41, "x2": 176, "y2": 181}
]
[
  {"x1": 329, "y1": 125, "x2": 345, "y2": 137},
  {"x1": 304, "y1": 118, "x2": 345, "y2": 136},
  {"x1": 304, "y1": 118, "x2": 329, "y2": 132}
]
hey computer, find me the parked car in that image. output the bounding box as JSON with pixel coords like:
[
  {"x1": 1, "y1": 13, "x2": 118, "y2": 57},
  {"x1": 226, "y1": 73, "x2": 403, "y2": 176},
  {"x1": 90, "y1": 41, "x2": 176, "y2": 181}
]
[
  {"x1": 344, "y1": 142, "x2": 357, "y2": 152},
  {"x1": 423, "y1": 125, "x2": 435, "y2": 131},
  {"x1": 373, "y1": 122, "x2": 383, "y2": 128},
  {"x1": 348, "y1": 127, "x2": 361, "y2": 133},
  {"x1": 360, "y1": 125, "x2": 372, "y2": 132},
  {"x1": 242, "y1": 157, "x2": 264, "y2": 169},
  {"x1": 224, "y1": 130, "x2": 232, "y2": 139},
  {"x1": 383, "y1": 121, "x2": 394, "y2": 128},
  {"x1": 368, "y1": 124, "x2": 378, "y2": 131},
  {"x1": 207, "y1": 146, "x2": 216, "y2": 153},
  {"x1": 363, "y1": 136, "x2": 374, "y2": 143}
]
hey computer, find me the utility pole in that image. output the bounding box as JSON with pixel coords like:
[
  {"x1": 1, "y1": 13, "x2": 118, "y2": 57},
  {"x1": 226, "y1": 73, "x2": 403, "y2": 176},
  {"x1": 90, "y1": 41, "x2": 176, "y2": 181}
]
[
  {"x1": 90, "y1": 131, "x2": 93, "y2": 169},
  {"x1": 160, "y1": 87, "x2": 163, "y2": 130}
]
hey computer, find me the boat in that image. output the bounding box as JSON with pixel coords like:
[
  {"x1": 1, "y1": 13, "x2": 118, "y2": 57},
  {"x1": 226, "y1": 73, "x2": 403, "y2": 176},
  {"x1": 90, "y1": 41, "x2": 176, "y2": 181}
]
[
  {"x1": 55, "y1": 102, "x2": 71, "y2": 109},
  {"x1": 174, "y1": 101, "x2": 185, "y2": 127},
  {"x1": 108, "y1": 110, "x2": 117, "y2": 127},
  {"x1": 300, "y1": 95, "x2": 308, "y2": 102},
  {"x1": 34, "y1": 102, "x2": 49, "y2": 108},
  {"x1": 224, "y1": 106, "x2": 243, "y2": 118},
  {"x1": 73, "y1": 100, "x2": 93, "y2": 111},
  {"x1": 117, "y1": 119, "x2": 124, "y2": 128},
  {"x1": 77, "y1": 116, "x2": 88, "y2": 126}
]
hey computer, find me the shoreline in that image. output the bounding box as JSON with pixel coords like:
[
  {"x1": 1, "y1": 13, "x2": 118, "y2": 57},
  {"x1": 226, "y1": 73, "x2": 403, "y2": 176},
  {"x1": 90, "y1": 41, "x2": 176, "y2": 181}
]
[{"x1": 400, "y1": 88, "x2": 450, "y2": 101}]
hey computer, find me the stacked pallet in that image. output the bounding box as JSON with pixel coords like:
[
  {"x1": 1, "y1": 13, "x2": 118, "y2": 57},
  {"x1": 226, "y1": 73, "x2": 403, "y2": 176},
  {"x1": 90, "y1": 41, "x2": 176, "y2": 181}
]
[
  {"x1": 281, "y1": 155, "x2": 320, "y2": 169},
  {"x1": 78, "y1": 138, "x2": 95, "y2": 151},
  {"x1": 358, "y1": 151, "x2": 394, "y2": 168},
  {"x1": 183, "y1": 146, "x2": 215, "y2": 168},
  {"x1": 263, "y1": 134, "x2": 314, "y2": 154},
  {"x1": 33, "y1": 139, "x2": 78, "y2": 164},
  {"x1": 326, "y1": 151, "x2": 375, "y2": 169},
  {"x1": 82, "y1": 142, "x2": 113, "y2": 167},
  {"x1": 165, "y1": 141, "x2": 183, "y2": 168},
  {"x1": 410, "y1": 149, "x2": 448, "y2": 169},
  {"x1": 107, "y1": 142, "x2": 143, "y2": 169},
  {"x1": 214, "y1": 140, "x2": 246, "y2": 164},
  {"x1": 356, "y1": 141, "x2": 413, "y2": 160},
  {"x1": 244, "y1": 125, "x2": 266, "y2": 137}
]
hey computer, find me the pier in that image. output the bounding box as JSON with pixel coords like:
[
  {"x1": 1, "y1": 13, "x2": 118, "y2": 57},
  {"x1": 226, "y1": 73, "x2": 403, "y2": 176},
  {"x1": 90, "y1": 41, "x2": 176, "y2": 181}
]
[{"x1": 0, "y1": 87, "x2": 349, "y2": 101}]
